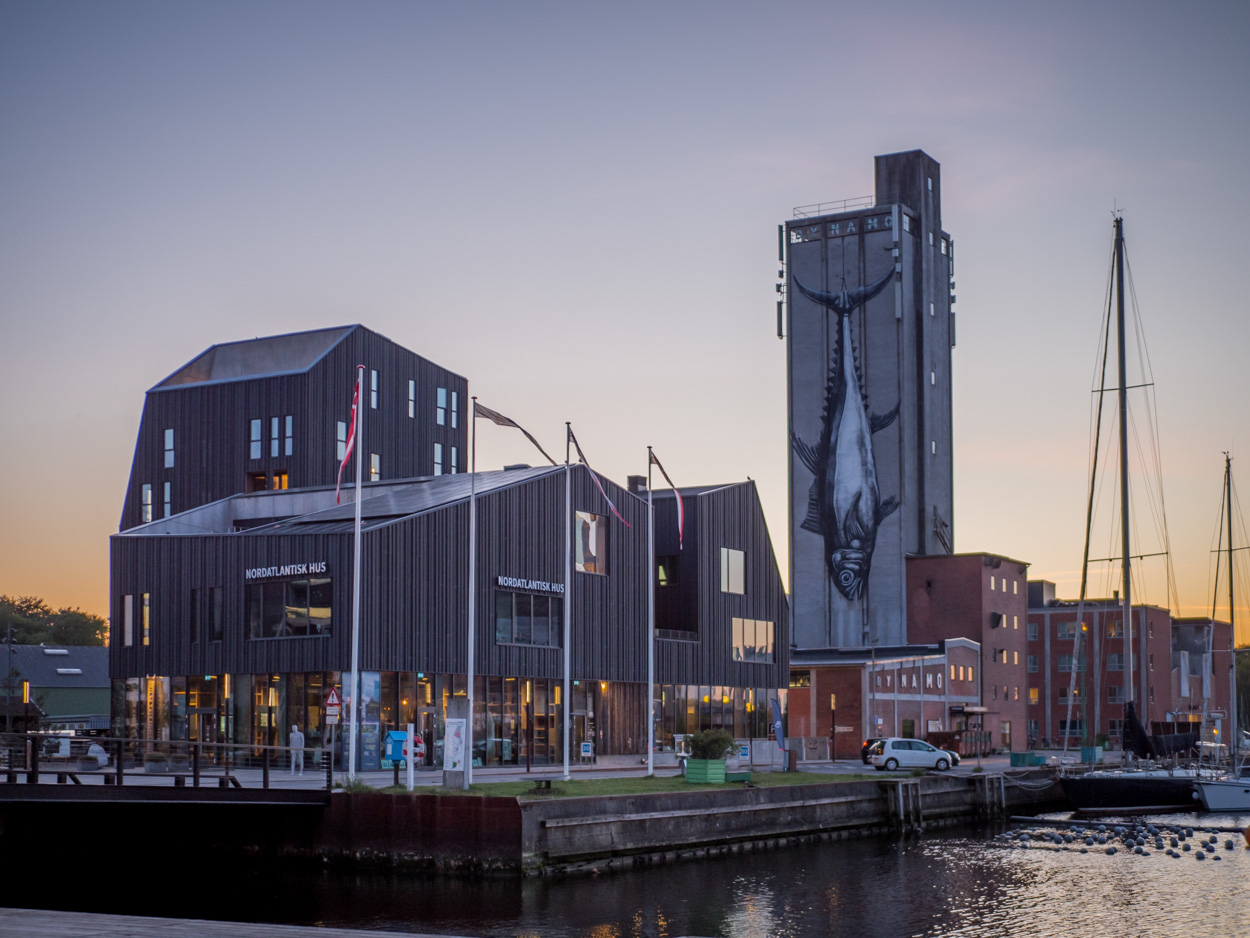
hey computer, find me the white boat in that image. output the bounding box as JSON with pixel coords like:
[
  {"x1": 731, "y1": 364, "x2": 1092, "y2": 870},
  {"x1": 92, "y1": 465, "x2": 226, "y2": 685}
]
[{"x1": 1195, "y1": 774, "x2": 1250, "y2": 811}]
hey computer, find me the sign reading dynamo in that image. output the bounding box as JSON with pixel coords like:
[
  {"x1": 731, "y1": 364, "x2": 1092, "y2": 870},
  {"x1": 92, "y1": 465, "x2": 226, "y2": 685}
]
[
  {"x1": 245, "y1": 561, "x2": 328, "y2": 581},
  {"x1": 496, "y1": 575, "x2": 565, "y2": 595}
]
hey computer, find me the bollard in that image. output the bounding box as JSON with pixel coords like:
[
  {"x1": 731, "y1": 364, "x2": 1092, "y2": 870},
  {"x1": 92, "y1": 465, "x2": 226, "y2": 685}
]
[{"x1": 27, "y1": 739, "x2": 39, "y2": 784}]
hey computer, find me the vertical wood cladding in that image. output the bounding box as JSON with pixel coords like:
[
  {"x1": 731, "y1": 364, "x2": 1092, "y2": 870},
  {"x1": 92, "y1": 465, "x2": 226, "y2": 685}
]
[
  {"x1": 120, "y1": 326, "x2": 468, "y2": 531},
  {"x1": 111, "y1": 469, "x2": 786, "y2": 692}
]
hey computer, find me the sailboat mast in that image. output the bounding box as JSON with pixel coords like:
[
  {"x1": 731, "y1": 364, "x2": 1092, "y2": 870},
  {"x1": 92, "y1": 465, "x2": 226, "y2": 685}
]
[
  {"x1": 1226, "y1": 454, "x2": 1238, "y2": 755},
  {"x1": 1115, "y1": 217, "x2": 1134, "y2": 707}
]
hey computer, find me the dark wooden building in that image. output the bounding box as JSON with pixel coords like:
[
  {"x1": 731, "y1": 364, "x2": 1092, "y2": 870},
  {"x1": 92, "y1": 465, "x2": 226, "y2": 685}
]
[
  {"x1": 120, "y1": 325, "x2": 468, "y2": 531},
  {"x1": 111, "y1": 465, "x2": 788, "y2": 768}
]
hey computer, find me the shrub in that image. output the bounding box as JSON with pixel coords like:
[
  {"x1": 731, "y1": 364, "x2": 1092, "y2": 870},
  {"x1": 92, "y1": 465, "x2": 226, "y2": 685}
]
[{"x1": 688, "y1": 729, "x2": 735, "y2": 761}]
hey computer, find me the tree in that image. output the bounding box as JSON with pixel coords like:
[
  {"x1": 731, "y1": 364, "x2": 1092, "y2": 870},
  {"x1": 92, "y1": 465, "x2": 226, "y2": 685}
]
[{"x1": 0, "y1": 595, "x2": 108, "y2": 646}]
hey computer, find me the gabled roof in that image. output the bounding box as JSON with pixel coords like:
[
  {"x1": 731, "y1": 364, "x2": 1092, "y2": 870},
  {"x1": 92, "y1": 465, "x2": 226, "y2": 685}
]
[
  {"x1": 151, "y1": 325, "x2": 356, "y2": 390},
  {"x1": 8, "y1": 645, "x2": 109, "y2": 688}
]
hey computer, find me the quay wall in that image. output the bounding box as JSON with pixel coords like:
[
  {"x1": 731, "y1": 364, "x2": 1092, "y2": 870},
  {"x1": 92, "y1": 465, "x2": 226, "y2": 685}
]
[{"x1": 0, "y1": 771, "x2": 1062, "y2": 876}]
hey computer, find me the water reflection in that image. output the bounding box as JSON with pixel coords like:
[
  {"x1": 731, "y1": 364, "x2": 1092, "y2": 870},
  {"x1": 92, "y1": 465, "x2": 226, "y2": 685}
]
[{"x1": 9, "y1": 812, "x2": 1247, "y2": 937}]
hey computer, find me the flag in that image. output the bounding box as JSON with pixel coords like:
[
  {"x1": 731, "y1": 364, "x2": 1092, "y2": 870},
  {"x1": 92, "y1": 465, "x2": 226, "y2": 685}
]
[
  {"x1": 473, "y1": 402, "x2": 557, "y2": 466},
  {"x1": 649, "y1": 450, "x2": 684, "y2": 550},
  {"x1": 769, "y1": 698, "x2": 786, "y2": 753},
  {"x1": 568, "y1": 427, "x2": 632, "y2": 528},
  {"x1": 335, "y1": 373, "x2": 361, "y2": 504}
]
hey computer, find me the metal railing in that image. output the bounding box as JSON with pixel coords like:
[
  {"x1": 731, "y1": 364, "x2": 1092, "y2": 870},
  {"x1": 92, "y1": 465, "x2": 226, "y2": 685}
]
[
  {"x1": 792, "y1": 196, "x2": 875, "y2": 218},
  {"x1": 0, "y1": 732, "x2": 335, "y2": 791}
]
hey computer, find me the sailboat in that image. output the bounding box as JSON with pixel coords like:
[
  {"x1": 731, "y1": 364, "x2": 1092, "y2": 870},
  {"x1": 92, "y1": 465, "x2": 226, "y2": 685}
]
[
  {"x1": 1058, "y1": 217, "x2": 1206, "y2": 814},
  {"x1": 1194, "y1": 455, "x2": 1248, "y2": 812}
]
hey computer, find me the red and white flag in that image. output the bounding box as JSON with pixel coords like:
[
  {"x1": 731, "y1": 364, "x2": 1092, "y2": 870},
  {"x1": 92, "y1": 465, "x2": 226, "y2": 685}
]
[
  {"x1": 649, "y1": 450, "x2": 683, "y2": 550},
  {"x1": 568, "y1": 427, "x2": 632, "y2": 528},
  {"x1": 335, "y1": 372, "x2": 361, "y2": 504},
  {"x1": 474, "y1": 402, "x2": 557, "y2": 466}
]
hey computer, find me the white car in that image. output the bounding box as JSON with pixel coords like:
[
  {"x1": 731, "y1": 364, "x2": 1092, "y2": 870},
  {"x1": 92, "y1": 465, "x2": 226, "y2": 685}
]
[{"x1": 870, "y1": 737, "x2": 958, "y2": 771}]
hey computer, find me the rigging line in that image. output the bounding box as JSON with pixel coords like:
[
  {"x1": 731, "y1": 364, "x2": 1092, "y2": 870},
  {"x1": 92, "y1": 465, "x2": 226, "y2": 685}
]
[
  {"x1": 1127, "y1": 406, "x2": 1177, "y2": 609},
  {"x1": 1213, "y1": 472, "x2": 1229, "y2": 621},
  {"x1": 1081, "y1": 252, "x2": 1118, "y2": 605}
]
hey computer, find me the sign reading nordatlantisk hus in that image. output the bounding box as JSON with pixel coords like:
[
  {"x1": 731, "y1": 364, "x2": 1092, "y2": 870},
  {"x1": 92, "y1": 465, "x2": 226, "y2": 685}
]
[
  {"x1": 496, "y1": 575, "x2": 566, "y2": 595},
  {"x1": 245, "y1": 561, "x2": 329, "y2": 580}
]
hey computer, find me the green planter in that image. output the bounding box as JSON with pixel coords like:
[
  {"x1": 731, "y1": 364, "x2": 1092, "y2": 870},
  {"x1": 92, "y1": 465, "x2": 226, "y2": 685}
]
[{"x1": 685, "y1": 758, "x2": 726, "y2": 784}]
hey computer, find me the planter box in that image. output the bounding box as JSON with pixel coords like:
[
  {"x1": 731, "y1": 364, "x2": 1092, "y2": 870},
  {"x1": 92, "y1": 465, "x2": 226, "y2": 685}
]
[
  {"x1": 684, "y1": 758, "x2": 726, "y2": 784},
  {"x1": 144, "y1": 760, "x2": 169, "y2": 774}
]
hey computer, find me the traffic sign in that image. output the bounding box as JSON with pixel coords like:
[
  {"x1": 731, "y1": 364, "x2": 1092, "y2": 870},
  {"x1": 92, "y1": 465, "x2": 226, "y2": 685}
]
[{"x1": 325, "y1": 686, "x2": 342, "y2": 724}]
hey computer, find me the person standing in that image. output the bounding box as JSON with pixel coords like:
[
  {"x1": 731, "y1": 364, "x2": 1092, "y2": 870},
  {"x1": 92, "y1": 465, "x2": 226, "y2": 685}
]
[{"x1": 290, "y1": 724, "x2": 305, "y2": 775}]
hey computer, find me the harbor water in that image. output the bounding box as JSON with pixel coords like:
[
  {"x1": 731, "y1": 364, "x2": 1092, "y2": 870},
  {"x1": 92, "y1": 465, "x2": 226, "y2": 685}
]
[{"x1": 5, "y1": 811, "x2": 1247, "y2": 937}]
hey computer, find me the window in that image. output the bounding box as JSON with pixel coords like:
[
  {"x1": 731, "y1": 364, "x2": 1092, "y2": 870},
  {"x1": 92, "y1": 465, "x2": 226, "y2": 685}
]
[
  {"x1": 902, "y1": 214, "x2": 911, "y2": 232},
  {"x1": 494, "y1": 590, "x2": 562, "y2": 647},
  {"x1": 370, "y1": 369, "x2": 378, "y2": 409},
  {"x1": 451, "y1": 391, "x2": 459, "y2": 428},
  {"x1": 434, "y1": 442, "x2": 443, "y2": 476},
  {"x1": 720, "y1": 548, "x2": 745, "y2": 594},
  {"x1": 1060, "y1": 719, "x2": 1083, "y2": 738},
  {"x1": 141, "y1": 592, "x2": 150, "y2": 646},
  {"x1": 408, "y1": 380, "x2": 416, "y2": 418},
  {"x1": 575, "y1": 511, "x2": 606, "y2": 574},
  {"x1": 1029, "y1": 687, "x2": 1039, "y2": 705},
  {"x1": 950, "y1": 664, "x2": 956, "y2": 680},
  {"x1": 788, "y1": 671, "x2": 811, "y2": 688},
  {"x1": 163, "y1": 428, "x2": 174, "y2": 468},
  {"x1": 163, "y1": 481, "x2": 171, "y2": 518},
  {"x1": 141, "y1": 484, "x2": 153, "y2": 523},
  {"x1": 1057, "y1": 621, "x2": 1076, "y2": 640},
  {"x1": 370, "y1": 453, "x2": 380, "y2": 482},
  {"x1": 1108, "y1": 685, "x2": 1125, "y2": 704},
  {"x1": 930, "y1": 371, "x2": 936, "y2": 386},
  {"x1": 657, "y1": 555, "x2": 678, "y2": 588},
  {"x1": 1013, "y1": 686, "x2": 1019, "y2": 701},
  {"x1": 450, "y1": 446, "x2": 458, "y2": 474},
  {"x1": 990, "y1": 575, "x2": 995, "y2": 590},
  {"x1": 1058, "y1": 654, "x2": 1085, "y2": 673},
  {"x1": 1149, "y1": 685, "x2": 1155, "y2": 702},
  {"x1": 1013, "y1": 615, "x2": 1018, "y2": 629},
  {"x1": 929, "y1": 302, "x2": 935, "y2": 317},
  {"x1": 208, "y1": 586, "x2": 223, "y2": 641},
  {"x1": 1149, "y1": 653, "x2": 1154, "y2": 671},
  {"x1": 1027, "y1": 654, "x2": 1038, "y2": 673},
  {"x1": 436, "y1": 387, "x2": 447, "y2": 425},
  {"x1": 941, "y1": 239, "x2": 948, "y2": 256},
  {"x1": 1107, "y1": 621, "x2": 1123, "y2": 638},
  {"x1": 123, "y1": 594, "x2": 134, "y2": 646},
  {"x1": 958, "y1": 665, "x2": 965, "y2": 681},
  {"x1": 1013, "y1": 651, "x2": 1019, "y2": 666},
  {"x1": 1001, "y1": 720, "x2": 1011, "y2": 747},
  {"x1": 1107, "y1": 652, "x2": 1124, "y2": 671},
  {"x1": 336, "y1": 421, "x2": 347, "y2": 462},
  {"x1": 250, "y1": 419, "x2": 262, "y2": 459},
  {"x1": 1013, "y1": 580, "x2": 1018, "y2": 595},
  {"x1": 1108, "y1": 719, "x2": 1123, "y2": 737},
  {"x1": 1027, "y1": 621, "x2": 1038, "y2": 641},
  {"x1": 992, "y1": 684, "x2": 998, "y2": 701},
  {"x1": 270, "y1": 471, "x2": 288, "y2": 490},
  {"x1": 284, "y1": 416, "x2": 293, "y2": 456},
  {"x1": 731, "y1": 618, "x2": 775, "y2": 663},
  {"x1": 269, "y1": 417, "x2": 278, "y2": 457},
  {"x1": 245, "y1": 577, "x2": 333, "y2": 638},
  {"x1": 931, "y1": 440, "x2": 936, "y2": 455},
  {"x1": 1058, "y1": 686, "x2": 1081, "y2": 703},
  {"x1": 968, "y1": 666, "x2": 974, "y2": 683}
]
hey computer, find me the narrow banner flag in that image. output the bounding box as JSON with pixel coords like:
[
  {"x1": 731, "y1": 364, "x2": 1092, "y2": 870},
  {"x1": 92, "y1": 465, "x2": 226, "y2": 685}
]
[
  {"x1": 335, "y1": 373, "x2": 361, "y2": 504},
  {"x1": 473, "y1": 402, "x2": 557, "y2": 466},
  {"x1": 769, "y1": 698, "x2": 786, "y2": 754},
  {"x1": 648, "y1": 450, "x2": 684, "y2": 550},
  {"x1": 568, "y1": 427, "x2": 632, "y2": 528}
]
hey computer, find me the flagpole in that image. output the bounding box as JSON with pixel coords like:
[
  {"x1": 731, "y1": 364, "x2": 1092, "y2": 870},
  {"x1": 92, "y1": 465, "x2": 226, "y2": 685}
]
[
  {"x1": 347, "y1": 364, "x2": 365, "y2": 780},
  {"x1": 465, "y1": 397, "x2": 478, "y2": 790},
  {"x1": 646, "y1": 447, "x2": 655, "y2": 777},
  {"x1": 563, "y1": 423, "x2": 572, "y2": 781}
]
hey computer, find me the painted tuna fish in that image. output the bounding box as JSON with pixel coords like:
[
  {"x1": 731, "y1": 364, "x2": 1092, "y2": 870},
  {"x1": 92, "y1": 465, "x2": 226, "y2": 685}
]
[{"x1": 791, "y1": 269, "x2": 899, "y2": 601}]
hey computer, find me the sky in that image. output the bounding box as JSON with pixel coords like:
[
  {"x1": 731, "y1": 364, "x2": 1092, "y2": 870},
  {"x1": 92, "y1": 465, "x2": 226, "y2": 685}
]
[{"x1": 2, "y1": 1, "x2": 1248, "y2": 643}]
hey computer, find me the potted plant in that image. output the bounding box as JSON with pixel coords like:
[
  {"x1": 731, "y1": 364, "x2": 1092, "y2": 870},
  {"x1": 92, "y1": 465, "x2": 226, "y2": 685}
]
[
  {"x1": 168, "y1": 753, "x2": 191, "y2": 773},
  {"x1": 685, "y1": 729, "x2": 735, "y2": 783},
  {"x1": 143, "y1": 751, "x2": 169, "y2": 773}
]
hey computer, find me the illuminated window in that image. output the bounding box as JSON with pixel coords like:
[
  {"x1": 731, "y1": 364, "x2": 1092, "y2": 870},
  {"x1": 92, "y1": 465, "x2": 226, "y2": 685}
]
[
  {"x1": 1013, "y1": 686, "x2": 1019, "y2": 701},
  {"x1": 720, "y1": 548, "x2": 745, "y2": 594},
  {"x1": 968, "y1": 666, "x2": 974, "y2": 683},
  {"x1": 950, "y1": 664, "x2": 956, "y2": 680},
  {"x1": 163, "y1": 428, "x2": 174, "y2": 468},
  {"x1": 370, "y1": 454, "x2": 380, "y2": 481},
  {"x1": 1013, "y1": 615, "x2": 1018, "y2": 629},
  {"x1": 575, "y1": 511, "x2": 607, "y2": 574},
  {"x1": 958, "y1": 665, "x2": 965, "y2": 681},
  {"x1": 1028, "y1": 687, "x2": 1039, "y2": 705},
  {"x1": 1107, "y1": 620, "x2": 1123, "y2": 638},
  {"x1": 657, "y1": 555, "x2": 678, "y2": 588},
  {"x1": 141, "y1": 484, "x2": 153, "y2": 523},
  {"x1": 1013, "y1": 650, "x2": 1019, "y2": 666},
  {"x1": 731, "y1": 618, "x2": 775, "y2": 663},
  {"x1": 270, "y1": 472, "x2": 288, "y2": 490}
]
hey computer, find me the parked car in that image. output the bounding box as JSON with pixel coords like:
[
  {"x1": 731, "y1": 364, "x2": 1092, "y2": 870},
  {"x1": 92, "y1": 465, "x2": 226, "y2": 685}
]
[
  {"x1": 870, "y1": 737, "x2": 959, "y2": 771},
  {"x1": 861, "y1": 738, "x2": 885, "y2": 764}
]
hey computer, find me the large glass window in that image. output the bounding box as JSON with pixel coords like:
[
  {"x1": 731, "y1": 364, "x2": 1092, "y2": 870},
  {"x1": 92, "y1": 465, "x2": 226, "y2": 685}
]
[
  {"x1": 336, "y1": 421, "x2": 347, "y2": 462},
  {"x1": 141, "y1": 592, "x2": 150, "y2": 646},
  {"x1": 245, "y1": 577, "x2": 333, "y2": 638},
  {"x1": 163, "y1": 428, "x2": 174, "y2": 467},
  {"x1": 163, "y1": 481, "x2": 171, "y2": 518},
  {"x1": 1057, "y1": 621, "x2": 1077, "y2": 640},
  {"x1": 451, "y1": 390, "x2": 459, "y2": 428},
  {"x1": 370, "y1": 453, "x2": 380, "y2": 481},
  {"x1": 250, "y1": 419, "x2": 262, "y2": 459},
  {"x1": 720, "y1": 548, "x2": 745, "y2": 594},
  {"x1": 494, "y1": 590, "x2": 562, "y2": 647},
  {"x1": 271, "y1": 416, "x2": 280, "y2": 457},
  {"x1": 731, "y1": 618, "x2": 775, "y2": 663},
  {"x1": 284, "y1": 415, "x2": 293, "y2": 456},
  {"x1": 436, "y1": 387, "x2": 447, "y2": 425},
  {"x1": 370, "y1": 369, "x2": 378, "y2": 409},
  {"x1": 123, "y1": 594, "x2": 134, "y2": 646},
  {"x1": 575, "y1": 511, "x2": 606, "y2": 574},
  {"x1": 1107, "y1": 652, "x2": 1124, "y2": 671}
]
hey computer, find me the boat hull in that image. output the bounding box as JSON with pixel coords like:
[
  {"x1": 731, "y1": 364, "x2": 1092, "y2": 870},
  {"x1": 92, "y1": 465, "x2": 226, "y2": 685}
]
[
  {"x1": 1060, "y1": 773, "x2": 1198, "y2": 813},
  {"x1": 1195, "y1": 778, "x2": 1250, "y2": 812}
]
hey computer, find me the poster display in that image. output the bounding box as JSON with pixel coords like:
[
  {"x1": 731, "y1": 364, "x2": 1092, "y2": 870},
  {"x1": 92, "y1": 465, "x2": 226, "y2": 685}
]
[{"x1": 443, "y1": 717, "x2": 467, "y2": 772}]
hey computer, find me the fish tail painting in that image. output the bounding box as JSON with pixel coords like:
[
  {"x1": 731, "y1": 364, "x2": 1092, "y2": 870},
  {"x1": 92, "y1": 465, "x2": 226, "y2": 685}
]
[{"x1": 791, "y1": 269, "x2": 899, "y2": 602}]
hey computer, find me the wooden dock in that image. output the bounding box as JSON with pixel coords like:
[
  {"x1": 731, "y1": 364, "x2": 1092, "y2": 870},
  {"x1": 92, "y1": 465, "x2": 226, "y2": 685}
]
[{"x1": 0, "y1": 908, "x2": 476, "y2": 938}]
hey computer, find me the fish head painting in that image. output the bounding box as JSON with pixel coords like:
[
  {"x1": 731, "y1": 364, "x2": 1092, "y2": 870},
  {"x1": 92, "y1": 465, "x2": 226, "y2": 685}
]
[{"x1": 791, "y1": 269, "x2": 899, "y2": 603}]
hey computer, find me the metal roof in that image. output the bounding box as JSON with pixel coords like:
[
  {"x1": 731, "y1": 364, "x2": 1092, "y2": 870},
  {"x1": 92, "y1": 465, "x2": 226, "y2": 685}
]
[
  {"x1": 151, "y1": 325, "x2": 355, "y2": 390},
  {"x1": 7, "y1": 645, "x2": 109, "y2": 688}
]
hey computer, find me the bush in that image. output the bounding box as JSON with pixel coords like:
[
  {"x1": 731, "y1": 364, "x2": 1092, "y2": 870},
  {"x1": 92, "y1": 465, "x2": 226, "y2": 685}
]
[{"x1": 688, "y1": 729, "x2": 735, "y2": 760}]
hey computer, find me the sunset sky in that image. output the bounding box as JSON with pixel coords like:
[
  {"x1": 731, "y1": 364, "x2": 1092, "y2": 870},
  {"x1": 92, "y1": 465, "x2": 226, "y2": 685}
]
[{"x1": 2, "y1": 2, "x2": 1248, "y2": 642}]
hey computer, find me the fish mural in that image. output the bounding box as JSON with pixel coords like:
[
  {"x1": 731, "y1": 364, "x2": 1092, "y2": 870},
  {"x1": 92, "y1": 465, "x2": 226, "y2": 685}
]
[{"x1": 791, "y1": 269, "x2": 899, "y2": 601}]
